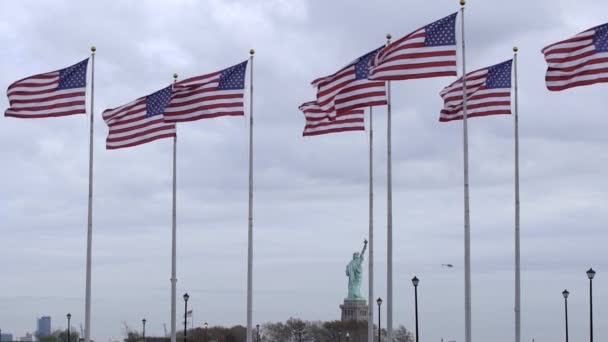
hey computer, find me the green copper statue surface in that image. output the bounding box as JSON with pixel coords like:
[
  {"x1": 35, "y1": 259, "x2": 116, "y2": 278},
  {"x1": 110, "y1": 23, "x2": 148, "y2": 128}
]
[{"x1": 346, "y1": 239, "x2": 368, "y2": 300}]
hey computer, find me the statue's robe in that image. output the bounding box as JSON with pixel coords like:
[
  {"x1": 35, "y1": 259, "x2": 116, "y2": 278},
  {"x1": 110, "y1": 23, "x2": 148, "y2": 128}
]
[{"x1": 346, "y1": 256, "x2": 364, "y2": 299}]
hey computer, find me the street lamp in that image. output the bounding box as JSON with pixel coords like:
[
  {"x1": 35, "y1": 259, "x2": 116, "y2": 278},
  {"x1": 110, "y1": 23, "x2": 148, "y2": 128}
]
[
  {"x1": 377, "y1": 297, "x2": 383, "y2": 342},
  {"x1": 562, "y1": 290, "x2": 569, "y2": 342},
  {"x1": 183, "y1": 293, "x2": 190, "y2": 342},
  {"x1": 346, "y1": 332, "x2": 350, "y2": 342},
  {"x1": 586, "y1": 268, "x2": 595, "y2": 342},
  {"x1": 142, "y1": 319, "x2": 146, "y2": 342},
  {"x1": 204, "y1": 322, "x2": 208, "y2": 342},
  {"x1": 412, "y1": 276, "x2": 419, "y2": 342},
  {"x1": 256, "y1": 324, "x2": 260, "y2": 342},
  {"x1": 66, "y1": 313, "x2": 71, "y2": 342}
]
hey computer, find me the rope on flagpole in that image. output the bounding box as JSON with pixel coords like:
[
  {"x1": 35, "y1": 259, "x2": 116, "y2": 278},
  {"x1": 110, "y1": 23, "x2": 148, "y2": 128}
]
[
  {"x1": 513, "y1": 46, "x2": 521, "y2": 342},
  {"x1": 84, "y1": 45, "x2": 96, "y2": 342},
  {"x1": 170, "y1": 72, "x2": 179, "y2": 342},
  {"x1": 246, "y1": 48, "x2": 255, "y2": 342}
]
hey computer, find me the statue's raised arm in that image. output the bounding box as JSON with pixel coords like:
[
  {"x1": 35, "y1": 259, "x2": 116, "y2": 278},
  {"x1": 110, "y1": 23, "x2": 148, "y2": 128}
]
[{"x1": 360, "y1": 239, "x2": 368, "y2": 260}]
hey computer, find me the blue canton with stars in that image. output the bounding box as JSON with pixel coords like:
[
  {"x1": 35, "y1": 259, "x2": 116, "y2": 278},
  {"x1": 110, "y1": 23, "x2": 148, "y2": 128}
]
[
  {"x1": 425, "y1": 12, "x2": 457, "y2": 47},
  {"x1": 593, "y1": 23, "x2": 608, "y2": 52},
  {"x1": 58, "y1": 58, "x2": 88, "y2": 90},
  {"x1": 146, "y1": 86, "x2": 172, "y2": 117},
  {"x1": 355, "y1": 47, "x2": 383, "y2": 79},
  {"x1": 218, "y1": 61, "x2": 248, "y2": 90},
  {"x1": 485, "y1": 60, "x2": 513, "y2": 89}
]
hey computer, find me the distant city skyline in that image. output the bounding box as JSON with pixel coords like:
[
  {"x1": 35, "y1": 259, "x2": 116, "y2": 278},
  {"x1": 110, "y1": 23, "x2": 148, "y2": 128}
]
[
  {"x1": 1, "y1": 333, "x2": 14, "y2": 342},
  {"x1": 0, "y1": 332, "x2": 34, "y2": 342}
]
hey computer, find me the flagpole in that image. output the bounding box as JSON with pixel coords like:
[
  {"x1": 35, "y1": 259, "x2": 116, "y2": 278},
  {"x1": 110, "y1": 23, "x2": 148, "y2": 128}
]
[
  {"x1": 513, "y1": 46, "x2": 521, "y2": 342},
  {"x1": 246, "y1": 49, "x2": 255, "y2": 342},
  {"x1": 367, "y1": 106, "x2": 374, "y2": 342},
  {"x1": 170, "y1": 73, "x2": 179, "y2": 342},
  {"x1": 459, "y1": 2, "x2": 472, "y2": 342},
  {"x1": 385, "y1": 33, "x2": 394, "y2": 342},
  {"x1": 84, "y1": 45, "x2": 95, "y2": 342}
]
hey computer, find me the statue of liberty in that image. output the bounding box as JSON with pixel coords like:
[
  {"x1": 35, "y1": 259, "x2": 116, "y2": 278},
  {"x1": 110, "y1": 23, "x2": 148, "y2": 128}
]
[{"x1": 345, "y1": 239, "x2": 368, "y2": 300}]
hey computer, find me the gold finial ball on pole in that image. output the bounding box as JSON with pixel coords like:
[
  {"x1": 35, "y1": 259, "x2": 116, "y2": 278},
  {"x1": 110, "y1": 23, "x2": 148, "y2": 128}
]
[
  {"x1": 250, "y1": 49, "x2": 255, "y2": 55},
  {"x1": 90, "y1": 46, "x2": 96, "y2": 53},
  {"x1": 513, "y1": 46, "x2": 519, "y2": 53},
  {"x1": 386, "y1": 33, "x2": 392, "y2": 40},
  {"x1": 460, "y1": 0, "x2": 465, "y2": 6},
  {"x1": 173, "y1": 73, "x2": 178, "y2": 80}
]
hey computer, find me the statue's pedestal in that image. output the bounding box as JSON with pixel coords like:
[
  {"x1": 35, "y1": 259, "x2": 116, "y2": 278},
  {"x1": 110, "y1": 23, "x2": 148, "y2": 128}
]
[{"x1": 340, "y1": 299, "x2": 368, "y2": 322}]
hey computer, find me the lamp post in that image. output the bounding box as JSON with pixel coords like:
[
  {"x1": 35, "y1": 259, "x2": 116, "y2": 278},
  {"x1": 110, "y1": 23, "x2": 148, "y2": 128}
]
[
  {"x1": 204, "y1": 322, "x2": 208, "y2": 342},
  {"x1": 586, "y1": 268, "x2": 595, "y2": 342},
  {"x1": 346, "y1": 332, "x2": 350, "y2": 342},
  {"x1": 562, "y1": 290, "x2": 569, "y2": 342},
  {"x1": 256, "y1": 324, "x2": 260, "y2": 342},
  {"x1": 412, "y1": 276, "x2": 419, "y2": 342},
  {"x1": 67, "y1": 313, "x2": 72, "y2": 342},
  {"x1": 142, "y1": 319, "x2": 146, "y2": 342},
  {"x1": 377, "y1": 297, "x2": 383, "y2": 342},
  {"x1": 183, "y1": 293, "x2": 189, "y2": 342}
]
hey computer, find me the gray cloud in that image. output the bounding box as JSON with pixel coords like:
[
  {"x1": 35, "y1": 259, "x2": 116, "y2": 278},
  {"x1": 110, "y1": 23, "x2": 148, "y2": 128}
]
[{"x1": 1, "y1": 1, "x2": 607, "y2": 342}]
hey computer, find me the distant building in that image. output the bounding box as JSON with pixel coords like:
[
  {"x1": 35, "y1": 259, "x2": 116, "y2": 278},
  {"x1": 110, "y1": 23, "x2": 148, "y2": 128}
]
[
  {"x1": 20, "y1": 333, "x2": 34, "y2": 342},
  {"x1": 37, "y1": 316, "x2": 51, "y2": 338},
  {"x1": 1, "y1": 333, "x2": 14, "y2": 341}
]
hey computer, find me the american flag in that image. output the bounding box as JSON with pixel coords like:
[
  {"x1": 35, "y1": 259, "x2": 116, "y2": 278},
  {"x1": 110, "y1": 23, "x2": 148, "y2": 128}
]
[
  {"x1": 439, "y1": 59, "x2": 513, "y2": 122},
  {"x1": 103, "y1": 86, "x2": 176, "y2": 150},
  {"x1": 164, "y1": 61, "x2": 248, "y2": 122},
  {"x1": 5, "y1": 59, "x2": 89, "y2": 118},
  {"x1": 369, "y1": 13, "x2": 458, "y2": 80},
  {"x1": 311, "y1": 47, "x2": 386, "y2": 115},
  {"x1": 299, "y1": 101, "x2": 365, "y2": 136},
  {"x1": 542, "y1": 22, "x2": 608, "y2": 91}
]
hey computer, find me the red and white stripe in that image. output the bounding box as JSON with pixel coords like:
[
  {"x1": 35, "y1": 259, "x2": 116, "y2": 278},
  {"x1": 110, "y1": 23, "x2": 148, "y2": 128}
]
[
  {"x1": 312, "y1": 68, "x2": 386, "y2": 115},
  {"x1": 299, "y1": 101, "x2": 365, "y2": 136},
  {"x1": 439, "y1": 66, "x2": 511, "y2": 122},
  {"x1": 164, "y1": 71, "x2": 244, "y2": 122},
  {"x1": 103, "y1": 96, "x2": 176, "y2": 150},
  {"x1": 542, "y1": 24, "x2": 608, "y2": 91},
  {"x1": 369, "y1": 23, "x2": 457, "y2": 80},
  {"x1": 5, "y1": 71, "x2": 86, "y2": 118}
]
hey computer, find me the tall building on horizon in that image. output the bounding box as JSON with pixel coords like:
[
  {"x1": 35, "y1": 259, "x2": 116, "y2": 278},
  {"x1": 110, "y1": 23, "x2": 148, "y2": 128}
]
[{"x1": 36, "y1": 317, "x2": 51, "y2": 338}]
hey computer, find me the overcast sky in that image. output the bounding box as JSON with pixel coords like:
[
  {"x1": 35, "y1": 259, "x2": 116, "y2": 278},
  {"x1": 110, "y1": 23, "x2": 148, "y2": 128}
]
[{"x1": 1, "y1": 1, "x2": 607, "y2": 342}]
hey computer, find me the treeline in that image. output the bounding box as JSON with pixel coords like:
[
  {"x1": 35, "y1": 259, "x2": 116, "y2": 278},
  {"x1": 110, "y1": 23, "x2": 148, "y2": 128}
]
[
  {"x1": 124, "y1": 318, "x2": 413, "y2": 342},
  {"x1": 37, "y1": 330, "x2": 80, "y2": 342}
]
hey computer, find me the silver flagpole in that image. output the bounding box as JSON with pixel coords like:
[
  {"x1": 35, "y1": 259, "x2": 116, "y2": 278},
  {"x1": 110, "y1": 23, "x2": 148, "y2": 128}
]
[
  {"x1": 459, "y1": 2, "x2": 472, "y2": 342},
  {"x1": 84, "y1": 46, "x2": 96, "y2": 342},
  {"x1": 170, "y1": 73, "x2": 179, "y2": 342},
  {"x1": 386, "y1": 33, "x2": 394, "y2": 342},
  {"x1": 246, "y1": 49, "x2": 255, "y2": 342},
  {"x1": 513, "y1": 46, "x2": 521, "y2": 342},
  {"x1": 367, "y1": 106, "x2": 374, "y2": 342}
]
